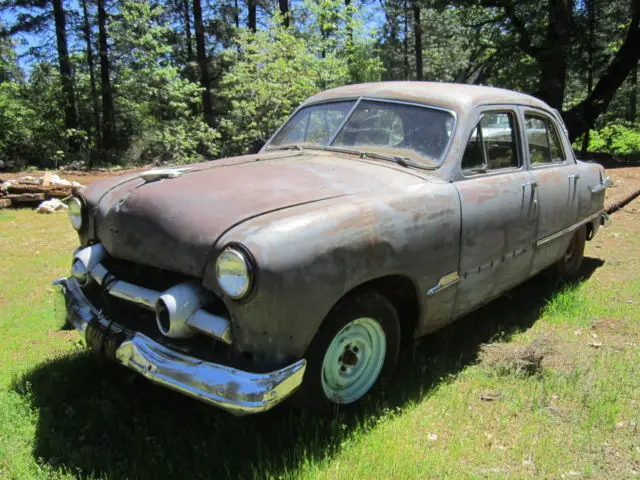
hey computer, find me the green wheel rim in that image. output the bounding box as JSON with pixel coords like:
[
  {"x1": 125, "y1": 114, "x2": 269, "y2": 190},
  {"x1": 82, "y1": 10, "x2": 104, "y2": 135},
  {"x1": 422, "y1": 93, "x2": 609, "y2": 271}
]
[{"x1": 320, "y1": 317, "x2": 387, "y2": 404}]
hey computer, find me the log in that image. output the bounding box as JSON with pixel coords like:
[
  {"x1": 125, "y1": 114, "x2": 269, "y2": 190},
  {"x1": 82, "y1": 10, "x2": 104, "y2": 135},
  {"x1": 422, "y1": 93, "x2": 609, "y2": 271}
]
[
  {"x1": 6, "y1": 193, "x2": 45, "y2": 204},
  {"x1": 7, "y1": 183, "x2": 75, "y2": 198}
]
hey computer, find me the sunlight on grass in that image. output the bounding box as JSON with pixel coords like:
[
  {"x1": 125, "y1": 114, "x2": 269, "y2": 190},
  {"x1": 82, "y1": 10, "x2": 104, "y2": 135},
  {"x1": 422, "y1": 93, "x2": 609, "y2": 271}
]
[{"x1": 0, "y1": 207, "x2": 638, "y2": 479}]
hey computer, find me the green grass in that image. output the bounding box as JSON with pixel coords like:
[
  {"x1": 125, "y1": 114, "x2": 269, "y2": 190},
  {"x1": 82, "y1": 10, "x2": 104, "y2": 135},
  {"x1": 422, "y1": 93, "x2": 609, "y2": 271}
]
[{"x1": 0, "y1": 207, "x2": 638, "y2": 479}]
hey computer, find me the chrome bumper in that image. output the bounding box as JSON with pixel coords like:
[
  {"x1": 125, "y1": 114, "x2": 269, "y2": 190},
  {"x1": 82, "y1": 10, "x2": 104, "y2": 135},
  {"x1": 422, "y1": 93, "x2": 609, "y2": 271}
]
[{"x1": 54, "y1": 277, "x2": 306, "y2": 415}]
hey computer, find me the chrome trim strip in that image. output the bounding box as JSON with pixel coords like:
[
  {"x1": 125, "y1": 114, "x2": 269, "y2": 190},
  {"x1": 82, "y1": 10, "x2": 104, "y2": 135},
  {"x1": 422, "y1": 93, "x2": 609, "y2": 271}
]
[
  {"x1": 536, "y1": 209, "x2": 605, "y2": 248},
  {"x1": 186, "y1": 309, "x2": 233, "y2": 345},
  {"x1": 591, "y1": 177, "x2": 613, "y2": 194},
  {"x1": 107, "y1": 280, "x2": 159, "y2": 310},
  {"x1": 55, "y1": 278, "x2": 306, "y2": 415},
  {"x1": 427, "y1": 272, "x2": 461, "y2": 296}
]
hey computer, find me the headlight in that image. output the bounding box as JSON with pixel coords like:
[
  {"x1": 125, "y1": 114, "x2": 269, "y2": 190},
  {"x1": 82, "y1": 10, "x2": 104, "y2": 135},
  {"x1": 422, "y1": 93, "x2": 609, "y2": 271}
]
[
  {"x1": 68, "y1": 197, "x2": 84, "y2": 231},
  {"x1": 215, "y1": 247, "x2": 253, "y2": 299}
]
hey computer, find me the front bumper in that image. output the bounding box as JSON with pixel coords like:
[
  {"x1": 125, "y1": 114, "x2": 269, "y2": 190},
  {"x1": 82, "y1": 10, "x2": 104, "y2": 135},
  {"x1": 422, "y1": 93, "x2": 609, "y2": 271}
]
[{"x1": 54, "y1": 277, "x2": 306, "y2": 415}]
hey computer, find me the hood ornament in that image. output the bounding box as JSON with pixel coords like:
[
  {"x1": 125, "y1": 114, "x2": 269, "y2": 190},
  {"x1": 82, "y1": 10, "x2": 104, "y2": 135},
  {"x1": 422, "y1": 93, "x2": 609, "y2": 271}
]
[{"x1": 140, "y1": 167, "x2": 191, "y2": 183}]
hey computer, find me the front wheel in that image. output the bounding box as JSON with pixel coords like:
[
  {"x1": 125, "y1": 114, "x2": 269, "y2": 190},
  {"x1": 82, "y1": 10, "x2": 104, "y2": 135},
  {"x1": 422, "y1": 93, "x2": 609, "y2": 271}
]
[{"x1": 296, "y1": 289, "x2": 400, "y2": 408}]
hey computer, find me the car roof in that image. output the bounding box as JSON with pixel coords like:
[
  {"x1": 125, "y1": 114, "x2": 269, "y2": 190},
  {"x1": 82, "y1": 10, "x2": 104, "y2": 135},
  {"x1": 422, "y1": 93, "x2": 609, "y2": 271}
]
[{"x1": 302, "y1": 81, "x2": 551, "y2": 114}]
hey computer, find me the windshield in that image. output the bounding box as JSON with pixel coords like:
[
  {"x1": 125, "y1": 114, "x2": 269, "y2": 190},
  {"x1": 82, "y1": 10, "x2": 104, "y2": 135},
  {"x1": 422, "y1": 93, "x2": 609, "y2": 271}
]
[{"x1": 268, "y1": 99, "x2": 455, "y2": 165}]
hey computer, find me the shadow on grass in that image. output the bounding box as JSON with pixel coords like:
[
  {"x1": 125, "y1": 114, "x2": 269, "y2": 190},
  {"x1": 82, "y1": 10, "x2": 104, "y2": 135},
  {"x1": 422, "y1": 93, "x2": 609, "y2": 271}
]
[{"x1": 14, "y1": 258, "x2": 603, "y2": 479}]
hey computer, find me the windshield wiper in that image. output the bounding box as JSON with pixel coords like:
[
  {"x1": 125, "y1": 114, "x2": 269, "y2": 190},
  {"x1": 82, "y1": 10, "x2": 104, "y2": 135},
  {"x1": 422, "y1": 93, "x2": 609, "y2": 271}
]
[
  {"x1": 354, "y1": 150, "x2": 436, "y2": 170},
  {"x1": 266, "y1": 144, "x2": 436, "y2": 170},
  {"x1": 266, "y1": 144, "x2": 329, "y2": 152}
]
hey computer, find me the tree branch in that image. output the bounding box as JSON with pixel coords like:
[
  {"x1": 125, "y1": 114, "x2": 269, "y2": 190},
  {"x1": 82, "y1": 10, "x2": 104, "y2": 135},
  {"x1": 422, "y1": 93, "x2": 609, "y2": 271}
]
[
  {"x1": 481, "y1": 0, "x2": 542, "y2": 58},
  {"x1": 563, "y1": 0, "x2": 640, "y2": 140}
]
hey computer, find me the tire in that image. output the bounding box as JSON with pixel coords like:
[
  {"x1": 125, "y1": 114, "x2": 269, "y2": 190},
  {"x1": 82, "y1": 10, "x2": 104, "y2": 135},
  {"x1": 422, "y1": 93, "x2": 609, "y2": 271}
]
[
  {"x1": 555, "y1": 225, "x2": 586, "y2": 282},
  {"x1": 295, "y1": 289, "x2": 401, "y2": 409}
]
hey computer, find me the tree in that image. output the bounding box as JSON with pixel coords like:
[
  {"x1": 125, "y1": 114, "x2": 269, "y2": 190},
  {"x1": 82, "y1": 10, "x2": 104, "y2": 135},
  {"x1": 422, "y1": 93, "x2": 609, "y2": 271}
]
[
  {"x1": 474, "y1": 0, "x2": 640, "y2": 139},
  {"x1": 80, "y1": 0, "x2": 101, "y2": 154},
  {"x1": 1, "y1": 0, "x2": 77, "y2": 131},
  {"x1": 278, "y1": 0, "x2": 289, "y2": 27},
  {"x1": 97, "y1": 0, "x2": 115, "y2": 147},
  {"x1": 412, "y1": 0, "x2": 422, "y2": 80},
  {"x1": 247, "y1": 0, "x2": 257, "y2": 31},
  {"x1": 193, "y1": 0, "x2": 214, "y2": 126},
  {"x1": 52, "y1": 0, "x2": 76, "y2": 130}
]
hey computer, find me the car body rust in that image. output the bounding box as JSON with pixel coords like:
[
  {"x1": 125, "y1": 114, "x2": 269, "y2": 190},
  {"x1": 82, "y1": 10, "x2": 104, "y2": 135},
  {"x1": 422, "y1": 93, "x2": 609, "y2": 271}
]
[{"x1": 59, "y1": 82, "x2": 611, "y2": 413}]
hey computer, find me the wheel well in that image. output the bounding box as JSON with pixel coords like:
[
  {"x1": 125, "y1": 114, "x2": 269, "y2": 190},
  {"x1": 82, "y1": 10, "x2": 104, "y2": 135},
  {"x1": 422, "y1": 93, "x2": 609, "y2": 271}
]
[{"x1": 348, "y1": 275, "x2": 420, "y2": 343}]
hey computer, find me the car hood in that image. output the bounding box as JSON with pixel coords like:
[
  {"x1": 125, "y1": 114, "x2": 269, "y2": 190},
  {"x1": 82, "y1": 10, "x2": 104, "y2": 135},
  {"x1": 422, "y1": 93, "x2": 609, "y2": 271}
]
[{"x1": 83, "y1": 151, "x2": 426, "y2": 277}]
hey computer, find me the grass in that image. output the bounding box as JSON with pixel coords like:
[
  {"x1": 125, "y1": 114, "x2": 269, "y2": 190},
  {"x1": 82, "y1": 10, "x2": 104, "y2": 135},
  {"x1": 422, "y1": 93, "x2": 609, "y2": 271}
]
[{"x1": 0, "y1": 206, "x2": 638, "y2": 479}]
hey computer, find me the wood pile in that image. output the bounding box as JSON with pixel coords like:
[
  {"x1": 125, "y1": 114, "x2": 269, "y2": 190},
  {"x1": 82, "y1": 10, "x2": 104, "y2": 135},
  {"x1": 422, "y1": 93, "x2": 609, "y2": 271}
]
[{"x1": 0, "y1": 172, "x2": 83, "y2": 208}]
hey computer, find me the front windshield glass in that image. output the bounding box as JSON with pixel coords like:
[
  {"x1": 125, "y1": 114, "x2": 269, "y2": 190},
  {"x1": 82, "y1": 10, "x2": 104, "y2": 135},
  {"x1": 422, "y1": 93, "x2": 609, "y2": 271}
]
[
  {"x1": 269, "y1": 99, "x2": 455, "y2": 165},
  {"x1": 269, "y1": 101, "x2": 356, "y2": 147}
]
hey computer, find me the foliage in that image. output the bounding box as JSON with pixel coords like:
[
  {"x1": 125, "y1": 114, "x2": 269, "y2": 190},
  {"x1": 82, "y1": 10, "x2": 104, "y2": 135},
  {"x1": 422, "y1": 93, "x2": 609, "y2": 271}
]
[
  {"x1": 0, "y1": 0, "x2": 637, "y2": 167},
  {"x1": 107, "y1": 0, "x2": 219, "y2": 164},
  {"x1": 579, "y1": 122, "x2": 640, "y2": 156},
  {"x1": 218, "y1": 13, "x2": 382, "y2": 156},
  {"x1": 0, "y1": 82, "x2": 36, "y2": 168}
]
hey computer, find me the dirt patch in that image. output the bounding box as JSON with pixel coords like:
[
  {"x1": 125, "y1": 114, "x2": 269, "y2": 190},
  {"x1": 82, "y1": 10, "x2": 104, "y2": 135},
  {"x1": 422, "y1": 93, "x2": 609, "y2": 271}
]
[
  {"x1": 480, "y1": 335, "x2": 554, "y2": 376},
  {"x1": 604, "y1": 165, "x2": 640, "y2": 210}
]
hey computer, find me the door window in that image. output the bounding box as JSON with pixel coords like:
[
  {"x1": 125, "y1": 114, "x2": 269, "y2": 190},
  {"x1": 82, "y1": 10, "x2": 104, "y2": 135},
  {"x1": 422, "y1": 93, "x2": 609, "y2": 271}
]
[
  {"x1": 461, "y1": 112, "x2": 519, "y2": 174},
  {"x1": 524, "y1": 114, "x2": 566, "y2": 165}
]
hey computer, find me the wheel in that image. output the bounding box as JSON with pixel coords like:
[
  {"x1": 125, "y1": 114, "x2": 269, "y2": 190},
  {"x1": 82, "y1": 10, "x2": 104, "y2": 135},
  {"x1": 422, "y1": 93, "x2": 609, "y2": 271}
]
[
  {"x1": 296, "y1": 289, "x2": 401, "y2": 409},
  {"x1": 555, "y1": 225, "x2": 586, "y2": 281}
]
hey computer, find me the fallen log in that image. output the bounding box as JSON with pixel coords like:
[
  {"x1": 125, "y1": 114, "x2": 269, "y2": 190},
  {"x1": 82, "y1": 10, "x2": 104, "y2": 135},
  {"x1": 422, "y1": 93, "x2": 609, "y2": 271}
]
[
  {"x1": 7, "y1": 183, "x2": 76, "y2": 198},
  {"x1": 6, "y1": 193, "x2": 45, "y2": 204}
]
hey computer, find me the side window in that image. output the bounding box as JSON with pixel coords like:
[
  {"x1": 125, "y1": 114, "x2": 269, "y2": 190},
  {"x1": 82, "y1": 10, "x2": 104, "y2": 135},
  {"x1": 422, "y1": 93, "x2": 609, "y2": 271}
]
[
  {"x1": 462, "y1": 112, "x2": 519, "y2": 174},
  {"x1": 524, "y1": 114, "x2": 566, "y2": 165}
]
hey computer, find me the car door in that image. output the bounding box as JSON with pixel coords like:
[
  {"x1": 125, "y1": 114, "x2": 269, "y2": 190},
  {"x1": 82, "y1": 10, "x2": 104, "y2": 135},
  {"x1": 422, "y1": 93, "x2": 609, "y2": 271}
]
[
  {"x1": 521, "y1": 109, "x2": 581, "y2": 275},
  {"x1": 453, "y1": 108, "x2": 538, "y2": 318}
]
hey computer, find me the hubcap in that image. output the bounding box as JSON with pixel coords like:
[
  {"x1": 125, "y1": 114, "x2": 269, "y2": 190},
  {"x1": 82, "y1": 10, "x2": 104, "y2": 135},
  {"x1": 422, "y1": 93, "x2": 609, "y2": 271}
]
[{"x1": 320, "y1": 317, "x2": 386, "y2": 404}]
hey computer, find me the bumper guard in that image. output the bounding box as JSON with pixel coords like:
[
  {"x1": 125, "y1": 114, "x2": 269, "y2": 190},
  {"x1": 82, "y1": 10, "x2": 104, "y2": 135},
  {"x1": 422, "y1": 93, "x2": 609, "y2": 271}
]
[{"x1": 54, "y1": 277, "x2": 306, "y2": 415}]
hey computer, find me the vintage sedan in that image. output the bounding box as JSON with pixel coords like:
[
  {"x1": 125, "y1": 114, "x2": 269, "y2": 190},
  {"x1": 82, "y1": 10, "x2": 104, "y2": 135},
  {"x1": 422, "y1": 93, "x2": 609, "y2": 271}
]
[{"x1": 55, "y1": 82, "x2": 612, "y2": 415}]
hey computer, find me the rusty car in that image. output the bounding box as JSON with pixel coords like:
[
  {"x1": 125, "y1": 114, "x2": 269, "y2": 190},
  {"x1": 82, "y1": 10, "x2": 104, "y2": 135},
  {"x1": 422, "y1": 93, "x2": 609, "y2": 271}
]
[{"x1": 55, "y1": 82, "x2": 612, "y2": 415}]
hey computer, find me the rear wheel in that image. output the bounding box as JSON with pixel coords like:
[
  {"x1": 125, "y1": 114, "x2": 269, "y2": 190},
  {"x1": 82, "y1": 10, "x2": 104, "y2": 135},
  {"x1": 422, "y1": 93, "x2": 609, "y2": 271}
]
[
  {"x1": 555, "y1": 225, "x2": 586, "y2": 282},
  {"x1": 297, "y1": 289, "x2": 400, "y2": 408}
]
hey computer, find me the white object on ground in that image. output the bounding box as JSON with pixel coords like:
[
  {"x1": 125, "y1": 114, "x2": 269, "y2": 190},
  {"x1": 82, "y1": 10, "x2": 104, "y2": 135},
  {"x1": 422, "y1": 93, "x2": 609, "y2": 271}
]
[{"x1": 36, "y1": 198, "x2": 68, "y2": 214}]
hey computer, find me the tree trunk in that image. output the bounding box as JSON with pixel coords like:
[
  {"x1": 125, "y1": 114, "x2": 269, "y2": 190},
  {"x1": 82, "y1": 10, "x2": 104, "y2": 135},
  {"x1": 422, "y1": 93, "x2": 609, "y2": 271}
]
[
  {"x1": 403, "y1": 0, "x2": 409, "y2": 80},
  {"x1": 234, "y1": 0, "x2": 239, "y2": 28},
  {"x1": 412, "y1": 1, "x2": 422, "y2": 81},
  {"x1": 193, "y1": 0, "x2": 214, "y2": 127},
  {"x1": 247, "y1": 0, "x2": 257, "y2": 32},
  {"x1": 183, "y1": 0, "x2": 193, "y2": 62},
  {"x1": 81, "y1": 0, "x2": 101, "y2": 158},
  {"x1": 581, "y1": 0, "x2": 595, "y2": 157},
  {"x1": 627, "y1": 60, "x2": 638, "y2": 121},
  {"x1": 97, "y1": 0, "x2": 114, "y2": 149},
  {"x1": 279, "y1": 0, "x2": 289, "y2": 28},
  {"x1": 344, "y1": 0, "x2": 352, "y2": 47},
  {"x1": 52, "y1": 0, "x2": 77, "y2": 131},
  {"x1": 535, "y1": 0, "x2": 571, "y2": 108},
  {"x1": 563, "y1": 0, "x2": 640, "y2": 140}
]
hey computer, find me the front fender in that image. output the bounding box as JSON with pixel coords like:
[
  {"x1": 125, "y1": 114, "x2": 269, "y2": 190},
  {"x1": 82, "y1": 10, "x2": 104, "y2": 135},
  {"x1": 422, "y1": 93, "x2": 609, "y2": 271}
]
[{"x1": 203, "y1": 181, "x2": 461, "y2": 366}]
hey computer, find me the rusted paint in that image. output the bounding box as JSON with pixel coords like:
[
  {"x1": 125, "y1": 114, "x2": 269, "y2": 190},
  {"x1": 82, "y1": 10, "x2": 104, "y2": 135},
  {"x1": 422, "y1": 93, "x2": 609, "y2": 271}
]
[{"x1": 71, "y1": 82, "x2": 608, "y2": 368}]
